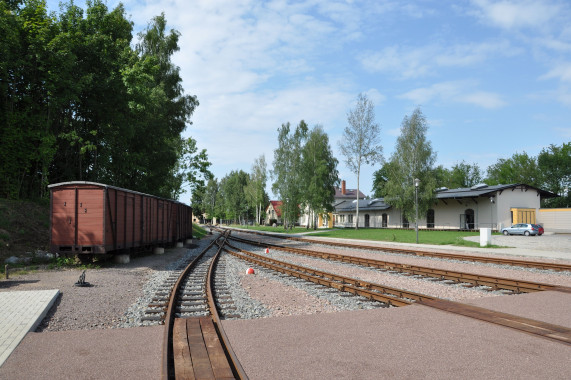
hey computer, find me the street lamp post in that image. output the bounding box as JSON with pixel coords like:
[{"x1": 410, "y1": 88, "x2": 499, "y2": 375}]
[{"x1": 414, "y1": 178, "x2": 420, "y2": 244}]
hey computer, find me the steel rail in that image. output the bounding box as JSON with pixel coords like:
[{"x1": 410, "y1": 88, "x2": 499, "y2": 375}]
[
  {"x1": 206, "y1": 237, "x2": 249, "y2": 380},
  {"x1": 161, "y1": 238, "x2": 219, "y2": 380},
  {"x1": 228, "y1": 235, "x2": 566, "y2": 294},
  {"x1": 224, "y1": 227, "x2": 571, "y2": 272},
  {"x1": 222, "y1": 242, "x2": 427, "y2": 306}
]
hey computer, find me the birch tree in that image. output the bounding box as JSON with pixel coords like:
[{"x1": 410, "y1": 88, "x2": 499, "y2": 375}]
[
  {"x1": 272, "y1": 121, "x2": 308, "y2": 229},
  {"x1": 338, "y1": 93, "x2": 383, "y2": 229},
  {"x1": 383, "y1": 107, "x2": 436, "y2": 223}
]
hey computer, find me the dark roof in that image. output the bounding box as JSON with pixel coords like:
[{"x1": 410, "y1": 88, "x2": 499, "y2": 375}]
[
  {"x1": 435, "y1": 183, "x2": 557, "y2": 199},
  {"x1": 335, "y1": 198, "x2": 391, "y2": 212},
  {"x1": 334, "y1": 187, "x2": 366, "y2": 200}
]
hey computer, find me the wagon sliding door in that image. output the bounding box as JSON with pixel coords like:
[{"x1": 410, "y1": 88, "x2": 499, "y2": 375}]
[{"x1": 50, "y1": 187, "x2": 77, "y2": 253}]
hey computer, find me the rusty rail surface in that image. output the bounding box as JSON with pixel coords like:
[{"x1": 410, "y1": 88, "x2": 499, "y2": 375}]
[
  {"x1": 223, "y1": 236, "x2": 571, "y2": 346},
  {"x1": 222, "y1": 242, "x2": 431, "y2": 306},
  {"x1": 161, "y1": 232, "x2": 248, "y2": 380},
  {"x1": 223, "y1": 227, "x2": 571, "y2": 272},
  {"x1": 228, "y1": 234, "x2": 567, "y2": 294},
  {"x1": 416, "y1": 298, "x2": 571, "y2": 346}
]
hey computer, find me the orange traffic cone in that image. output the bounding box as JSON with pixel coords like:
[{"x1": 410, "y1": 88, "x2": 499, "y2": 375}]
[{"x1": 265, "y1": 247, "x2": 269, "y2": 254}]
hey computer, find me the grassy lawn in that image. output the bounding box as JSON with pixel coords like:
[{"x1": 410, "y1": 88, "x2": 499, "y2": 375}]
[
  {"x1": 227, "y1": 224, "x2": 502, "y2": 248},
  {"x1": 227, "y1": 224, "x2": 317, "y2": 234},
  {"x1": 193, "y1": 223, "x2": 209, "y2": 239}
]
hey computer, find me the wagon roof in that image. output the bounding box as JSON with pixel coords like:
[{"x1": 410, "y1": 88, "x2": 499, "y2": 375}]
[{"x1": 47, "y1": 181, "x2": 189, "y2": 205}]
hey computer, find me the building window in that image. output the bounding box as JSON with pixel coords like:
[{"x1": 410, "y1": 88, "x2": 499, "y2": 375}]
[
  {"x1": 427, "y1": 209, "x2": 435, "y2": 228},
  {"x1": 348, "y1": 214, "x2": 353, "y2": 224}
]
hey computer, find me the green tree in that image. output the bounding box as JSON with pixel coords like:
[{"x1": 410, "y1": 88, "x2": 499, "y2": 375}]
[
  {"x1": 446, "y1": 161, "x2": 483, "y2": 188},
  {"x1": 301, "y1": 125, "x2": 339, "y2": 229},
  {"x1": 485, "y1": 152, "x2": 540, "y2": 187},
  {"x1": 220, "y1": 170, "x2": 249, "y2": 224},
  {"x1": 244, "y1": 155, "x2": 268, "y2": 225},
  {"x1": 538, "y1": 142, "x2": 571, "y2": 207},
  {"x1": 383, "y1": 107, "x2": 437, "y2": 224},
  {"x1": 338, "y1": 93, "x2": 383, "y2": 229},
  {"x1": 272, "y1": 120, "x2": 308, "y2": 229},
  {"x1": 202, "y1": 178, "x2": 219, "y2": 222}
]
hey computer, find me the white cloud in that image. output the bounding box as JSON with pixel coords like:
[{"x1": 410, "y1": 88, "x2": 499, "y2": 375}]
[
  {"x1": 470, "y1": 0, "x2": 562, "y2": 30},
  {"x1": 359, "y1": 40, "x2": 519, "y2": 79},
  {"x1": 555, "y1": 127, "x2": 571, "y2": 138},
  {"x1": 399, "y1": 81, "x2": 506, "y2": 109},
  {"x1": 540, "y1": 63, "x2": 571, "y2": 82}
]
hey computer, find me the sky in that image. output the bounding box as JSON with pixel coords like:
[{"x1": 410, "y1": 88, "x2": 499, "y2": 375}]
[{"x1": 45, "y1": 0, "x2": 571, "y2": 202}]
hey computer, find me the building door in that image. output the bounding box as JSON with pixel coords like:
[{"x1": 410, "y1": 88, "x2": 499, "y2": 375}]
[
  {"x1": 461, "y1": 209, "x2": 475, "y2": 229},
  {"x1": 365, "y1": 214, "x2": 370, "y2": 228},
  {"x1": 402, "y1": 215, "x2": 409, "y2": 228},
  {"x1": 426, "y1": 209, "x2": 435, "y2": 228},
  {"x1": 382, "y1": 213, "x2": 387, "y2": 228}
]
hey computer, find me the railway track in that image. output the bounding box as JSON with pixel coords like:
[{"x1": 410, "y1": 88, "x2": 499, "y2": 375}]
[
  {"x1": 161, "y1": 232, "x2": 248, "y2": 380},
  {"x1": 228, "y1": 234, "x2": 568, "y2": 294},
  {"x1": 221, "y1": 236, "x2": 571, "y2": 346},
  {"x1": 224, "y1": 227, "x2": 571, "y2": 272}
]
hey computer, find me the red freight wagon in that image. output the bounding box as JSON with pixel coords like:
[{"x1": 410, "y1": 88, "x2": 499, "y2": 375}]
[{"x1": 48, "y1": 182, "x2": 192, "y2": 255}]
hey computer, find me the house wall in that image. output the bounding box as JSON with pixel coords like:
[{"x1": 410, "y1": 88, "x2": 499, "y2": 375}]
[
  {"x1": 334, "y1": 187, "x2": 549, "y2": 231},
  {"x1": 496, "y1": 188, "x2": 540, "y2": 230},
  {"x1": 538, "y1": 208, "x2": 571, "y2": 233}
]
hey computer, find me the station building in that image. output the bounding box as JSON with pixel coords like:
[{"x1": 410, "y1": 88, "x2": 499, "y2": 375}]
[{"x1": 333, "y1": 183, "x2": 563, "y2": 232}]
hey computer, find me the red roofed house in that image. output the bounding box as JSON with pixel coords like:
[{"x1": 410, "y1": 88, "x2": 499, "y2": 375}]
[{"x1": 265, "y1": 200, "x2": 283, "y2": 225}]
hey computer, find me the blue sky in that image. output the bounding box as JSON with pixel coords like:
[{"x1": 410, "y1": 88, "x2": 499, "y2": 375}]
[{"x1": 45, "y1": 0, "x2": 571, "y2": 201}]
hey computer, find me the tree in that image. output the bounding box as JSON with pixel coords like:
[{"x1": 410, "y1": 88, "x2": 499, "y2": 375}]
[
  {"x1": 202, "y1": 178, "x2": 219, "y2": 222},
  {"x1": 383, "y1": 107, "x2": 437, "y2": 224},
  {"x1": 485, "y1": 152, "x2": 540, "y2": 187},
  {"x1": 244, "y1": 155, "x2": 268, "y2": 225},
  {"x1": 301, "y1": 125, "x2": 339, "y2": 229},
  {"x1": 220, "y1": 170, "x2": 249, "y2": 224},
  {"x1": 272, "y1": 120, "x2": 308, "y2": 229},
  {"x1": 439, "y1": 161, "x2": 483, "y2": 189},
  {"x1": 338, "y1": 93, "x2": 383, "y2": 229},
  {"x1": 538, "y1": 142, "x2": 571, "y2": 207}
]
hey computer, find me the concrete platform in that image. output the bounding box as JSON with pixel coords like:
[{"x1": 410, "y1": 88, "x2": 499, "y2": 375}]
[
  {"x1": 0, "y1": 289, "x2": 59, "y2": 367},
  {"x1": 222, "y1": 291, "x2": 571, "y2": 379}
]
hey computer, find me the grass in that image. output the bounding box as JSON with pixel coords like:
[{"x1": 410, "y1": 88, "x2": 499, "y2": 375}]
[
  {"x1": 227, "y1": 224, "x2": 315, "y2": 234},
  {"x1": 227, "y1": 224, "x2": 504, "y2": 248},
  {"x1": 193, "y1": 223, "x2": 208, "y2": 239}
]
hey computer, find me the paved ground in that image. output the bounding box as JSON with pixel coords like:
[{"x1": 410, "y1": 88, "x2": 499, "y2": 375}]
[
  {"x1": 0, "y1": 289, "x2": 59, "y2": 367},
  {"x1": 1, "y1": 235, "x2": 570, "y2": 379},
  {"x1": 222, "y1": 290, "x2": 571, "y2": 379},
  {"x1": 0, "y1": 326, "x2": 163, "y2": 380}
]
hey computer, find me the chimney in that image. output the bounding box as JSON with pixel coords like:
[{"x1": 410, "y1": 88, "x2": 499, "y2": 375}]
[{"x1": 342, "y1": 180, "x2": 346, "y2": 195}]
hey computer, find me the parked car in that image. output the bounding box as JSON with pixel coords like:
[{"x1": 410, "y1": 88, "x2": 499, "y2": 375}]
[
  {"x1": 533, "y1": 224, "x2": 544, "y2": 235},
  {"x1": 501, "y1": 223, "x2": 539, "y2": 236}
]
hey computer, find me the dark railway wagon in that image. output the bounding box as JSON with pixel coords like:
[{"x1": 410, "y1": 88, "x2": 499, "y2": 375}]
[{"x1": 48, "y1": 182, "x2": 192, "y2": 255}]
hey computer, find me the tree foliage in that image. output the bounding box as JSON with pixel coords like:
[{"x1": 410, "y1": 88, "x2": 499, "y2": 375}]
[
  {"x1": 485, "y1": 152, "x2": 540, "y2": 187},
  {"x1": 244, "y1": 155, "x2": 268, "y2": 225},
  {"x1": 301, "y1": 125, "x2": 339, "y2": 229},
  {"x1": 272, "y1": 120, "x2": 308, "y2": 229},
  {"x1": 338, "y1": 93, "x2": 383, "y2": 228},
  {"x1": 382, "y1": 107, "x2": 436, "y2": 223},
  {"x1": 219, "y1": 170, "x2": 250, "y2": 223},
  {"x1": 0, "y1": 1, "x2": 202, "y2": 201},
  {"x1": 431, "y1": 161, "x2": 483, "y2": 189},
  {"x1": 537, "y1": 143, "x2": 570, "y2": 207}
]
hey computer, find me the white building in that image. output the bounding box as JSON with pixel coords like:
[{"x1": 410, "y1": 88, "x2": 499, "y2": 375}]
[{"x1": 334, "y1": 183, "x2": 558, "y2": 231}]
